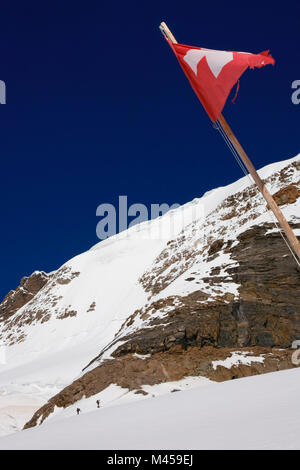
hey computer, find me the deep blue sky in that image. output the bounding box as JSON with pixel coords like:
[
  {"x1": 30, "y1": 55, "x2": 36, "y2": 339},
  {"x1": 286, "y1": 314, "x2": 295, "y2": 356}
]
[{"x1": 0, "y1": 0, "x2": 299, "y2": 300}]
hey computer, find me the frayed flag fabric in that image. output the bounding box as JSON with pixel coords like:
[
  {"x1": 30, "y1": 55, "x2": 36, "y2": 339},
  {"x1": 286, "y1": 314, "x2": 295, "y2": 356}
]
[{"x1": 167, "y1": 40, "x2": 275, "y2": 121}]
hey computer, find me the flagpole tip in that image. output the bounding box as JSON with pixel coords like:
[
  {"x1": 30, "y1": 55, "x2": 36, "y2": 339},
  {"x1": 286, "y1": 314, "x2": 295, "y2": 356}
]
[{"x1": 158, "y1": 22, "x2": 177, "y2": 44}]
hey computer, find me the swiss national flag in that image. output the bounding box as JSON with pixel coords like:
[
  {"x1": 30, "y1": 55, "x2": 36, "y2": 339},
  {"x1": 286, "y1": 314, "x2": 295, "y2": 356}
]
[{"x1": 168, "y1": 40, "x2": 275, "y2": 122}]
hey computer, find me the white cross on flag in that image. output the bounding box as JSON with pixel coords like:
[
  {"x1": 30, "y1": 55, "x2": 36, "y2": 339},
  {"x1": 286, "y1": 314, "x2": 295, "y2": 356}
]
[{"x1": 167, "y1": 40, "x2": 275, "y2": 121}]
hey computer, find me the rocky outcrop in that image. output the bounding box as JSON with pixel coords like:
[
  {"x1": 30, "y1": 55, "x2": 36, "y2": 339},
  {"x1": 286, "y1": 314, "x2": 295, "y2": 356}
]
[
  {"x1": 81, "y1": 222, "x2": 300, "y2": 364},
  {"x1": 0, "y1": 271, "x2": 50, "y2": 322},
  {"x1": 273, "y1": 181, "x2": 300, "y2": 206},
  {"x1": 0, "y1": 266, "x2": 82, "y2": 346},
  {"x1": 24, "y1": 346, "x2": 295, "y2": 429}
]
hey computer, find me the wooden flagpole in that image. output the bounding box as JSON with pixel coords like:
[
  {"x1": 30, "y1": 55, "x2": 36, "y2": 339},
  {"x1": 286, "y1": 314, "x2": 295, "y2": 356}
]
[{"x1": 159, "y1": 21, "x2": 300, "y2": 264}]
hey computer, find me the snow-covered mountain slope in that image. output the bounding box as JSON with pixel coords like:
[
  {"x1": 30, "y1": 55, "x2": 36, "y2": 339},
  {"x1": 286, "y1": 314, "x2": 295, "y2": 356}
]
[
  {"x1": 1, "y1": 367, "x2": 300, "y2": 450},
  {"x1": 0, "y1": 198, "x2": 206, "y2": 382},
  {"x1": 0, "y1": 154, "x2": 300, "y2": 436}
]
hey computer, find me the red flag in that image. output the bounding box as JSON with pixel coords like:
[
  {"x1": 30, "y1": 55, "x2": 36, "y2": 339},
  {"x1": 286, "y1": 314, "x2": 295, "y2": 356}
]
[{"x1": 168, "y1": 41, "x2": 275, "y2": 122}]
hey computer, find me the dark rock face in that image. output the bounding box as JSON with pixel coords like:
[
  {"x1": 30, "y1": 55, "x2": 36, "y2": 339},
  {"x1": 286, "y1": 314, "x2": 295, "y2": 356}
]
[
  {"x1": 88, "y1": 222, "x2": 300, "y2": 362},
  {"x1": 0, "y1": 271, "x2": 50, "y2": 322},
  {"x1": 231, "y1": 224, "x2": 300, "y2": 348}
]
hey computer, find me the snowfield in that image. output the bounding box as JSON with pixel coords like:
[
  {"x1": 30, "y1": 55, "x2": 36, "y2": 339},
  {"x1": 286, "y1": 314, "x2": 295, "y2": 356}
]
[{"x1": 0, "y1": 368, "x2": 299, "y2": 450}]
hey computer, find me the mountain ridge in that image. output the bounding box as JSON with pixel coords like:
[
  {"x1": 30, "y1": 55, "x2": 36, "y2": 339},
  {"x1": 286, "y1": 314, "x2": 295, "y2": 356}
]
[{"x1": 0, "y1": 154, "x2": 299, "y2": 434}]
